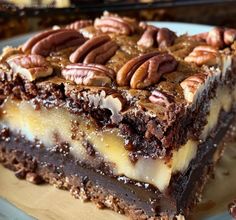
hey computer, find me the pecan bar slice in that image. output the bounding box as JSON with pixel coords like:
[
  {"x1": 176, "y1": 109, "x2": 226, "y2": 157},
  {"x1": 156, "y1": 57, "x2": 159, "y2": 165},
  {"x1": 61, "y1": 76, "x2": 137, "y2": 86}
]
[{"x1": 1, "y1": 12, "x2": 236, "y2": 220}]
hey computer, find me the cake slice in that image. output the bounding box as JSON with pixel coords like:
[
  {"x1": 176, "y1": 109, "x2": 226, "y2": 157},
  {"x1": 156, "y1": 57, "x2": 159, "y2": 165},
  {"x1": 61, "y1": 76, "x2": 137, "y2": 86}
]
[{"x1": 0, "y1": 12, "x2": 236, "y2": 220}]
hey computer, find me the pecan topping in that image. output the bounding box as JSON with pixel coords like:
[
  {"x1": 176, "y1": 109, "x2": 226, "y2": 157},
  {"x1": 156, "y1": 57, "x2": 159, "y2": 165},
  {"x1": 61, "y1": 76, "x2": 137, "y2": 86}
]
[
  {"x1": 184, "y1": 45, "x2": 220, "y2": 66},
  {"x1": 62, "y1": 63, "x2": 115, "y2": 87},
  {"x1": 7, "y1": 54, "x2": 53, "y2": 81},
  {"x1": 137, "y1": 25, "x2": 159, "y2": 48},
  {"x1": 206, "y1": 27, "x2": 224, "y2": 49},
  {"x1": 22, "y1": 29, "x2": 86, "y2": 56},
  {"x1": 94, "y1": 11, "x2": 137, "y2": 35},
  {"x1": 157, "y1": 28, "x2": 177, "y2": 48},
  {"x1": 137, "y1": 24, "x2": 176, "y2": 48},
  {"x1": 117, "y1": 52, "x2": 158, "y2": 87},
  {"x1": 22, "y1": 29, "x2": 61, "y2": 52},
  {"x1": 117, "y1": 52, "x2": 177, "y2": 89},
  {"x1": 149, "y1": 90, "x2": 174, "y2": 107},
  {"x1": 69, "y1": 35, "x2": 118, "y2": 64},
  {"x1": 66, "y1": 20, "x2": 93, "y2": 30},
  {"x1": 180, "y1": 73, "x2": 207, "y2": 103},
  {"x1": 193, "y1": 27, "x2": 236, "y2": 48}
]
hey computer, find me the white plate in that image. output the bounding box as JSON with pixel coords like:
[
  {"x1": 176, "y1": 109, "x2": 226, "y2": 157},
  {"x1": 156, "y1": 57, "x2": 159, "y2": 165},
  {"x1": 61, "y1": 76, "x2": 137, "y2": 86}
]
[{"x1": 0, "y1": 22, "x2": 232, "y2": 220}]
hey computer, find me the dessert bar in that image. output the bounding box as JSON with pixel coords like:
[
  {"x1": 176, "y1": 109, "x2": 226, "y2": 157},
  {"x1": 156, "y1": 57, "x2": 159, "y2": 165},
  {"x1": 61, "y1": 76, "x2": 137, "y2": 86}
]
[{"x1": 0, "y1": 12, "x2": 236, "y2": 220}]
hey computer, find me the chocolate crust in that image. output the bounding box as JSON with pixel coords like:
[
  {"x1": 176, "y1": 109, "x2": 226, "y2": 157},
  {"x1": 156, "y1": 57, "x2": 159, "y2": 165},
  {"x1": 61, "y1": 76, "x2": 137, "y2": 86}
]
[
  {"x1": 0, "y1": 134, "x2": 173, "y2": 220},
  {"x1": 0, "y1": 147, "x2": 164, "y2": 220},
  {"x1": 0, "y1": 108, "x2": 235, "y2": 219}
]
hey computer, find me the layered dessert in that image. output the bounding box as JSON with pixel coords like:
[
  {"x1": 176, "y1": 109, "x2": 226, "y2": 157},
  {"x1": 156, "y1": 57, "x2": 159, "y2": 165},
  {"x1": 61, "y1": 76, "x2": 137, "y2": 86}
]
[{"x1": 0, "y1": 12, "x2": 236, "y2": 220}]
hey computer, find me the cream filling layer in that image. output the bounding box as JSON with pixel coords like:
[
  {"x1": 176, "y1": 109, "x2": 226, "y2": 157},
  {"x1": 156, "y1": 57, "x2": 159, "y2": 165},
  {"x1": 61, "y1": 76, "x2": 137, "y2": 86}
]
[
  {"x1": 0, "y1": 85, "x2": 235, "y2": 191},
  {"x1": 200, "y1": 86, "x2": 235, "y2": 140},
  {"x1": 0, "y1": 99, "x2": 197, "y2": 191}
]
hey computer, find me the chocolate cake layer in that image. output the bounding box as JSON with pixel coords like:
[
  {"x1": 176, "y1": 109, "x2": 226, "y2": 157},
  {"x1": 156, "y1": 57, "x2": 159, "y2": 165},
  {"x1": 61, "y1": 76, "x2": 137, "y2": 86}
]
[
  {"x1": 1, "y1": 11, "x2": 236, "y2": 220},
  {"x1": 0, "y1": 107, "x2": 235, "y2": 219}
]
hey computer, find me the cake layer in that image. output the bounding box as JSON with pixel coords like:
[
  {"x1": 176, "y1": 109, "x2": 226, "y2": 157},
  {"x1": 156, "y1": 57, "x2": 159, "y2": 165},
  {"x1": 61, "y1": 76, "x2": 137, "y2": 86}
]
[{"x1": 0, "y1": 107, "x2": 235, "y2": 219}]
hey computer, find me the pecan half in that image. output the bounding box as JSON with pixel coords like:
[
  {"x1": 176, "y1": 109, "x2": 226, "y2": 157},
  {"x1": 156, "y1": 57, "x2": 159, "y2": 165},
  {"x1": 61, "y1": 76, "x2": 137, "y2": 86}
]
[
  {"x1": 94, "y1": 11, "x2": 137, "y2": 35},
  {"x1": 184, "y1": 45, "x2": 220, "y2": 66},
  {"x1": 206, "y1": 27, "x2": 224, "y2": 49},
  {"x1": 117, "y1": 52, "x2": 177, "y2": 89},
  {"x1": 22, "y1": 29, "x2": 86, "y2": 56},
  {"x1": 7, "y1": 54, "x2": 53, "y2": 81},
  {"x1": 62, "y1": 63, "x2": 115, "y2": 87},
  {"x1": 22, "y1": 29, "x2": 61, "y2": 52},
  {"x1": 224, "y1": 28, "x2": 236, "y2": 45},
  {"x1": 157, "y1": 28, "x2": 177, "y2": 48},
  {"x1": 192, "y1": 27, "x2": 236, "y2": 48},
  {"x1": 130, "y1": 54, "x2": 177, "y2": 89},
  {"x1": 117, "y1": 52, "x2": 159, "y2": 87},
  {"x1": 180, "y1": 73, "x2": 207, "y2": 103},
  {"x1": 137, "y1": 25, "x2": 159, "y2": 48},
  {"x1": 137, "y1": 24, "x2": 176, "y2": 48},
  {"x1": 69, "y1": 35, "x2": 118, "y2": 64},
  {"x1": 66, "y1": 20, "x2": 93, "y2": 30},
  {"x1": 149, "y1": 90, "x2": 174, "y2": 107}
]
